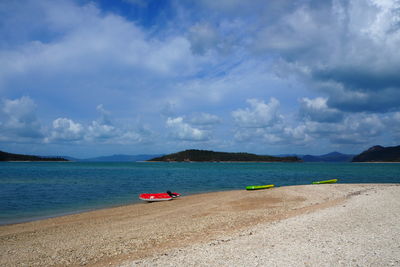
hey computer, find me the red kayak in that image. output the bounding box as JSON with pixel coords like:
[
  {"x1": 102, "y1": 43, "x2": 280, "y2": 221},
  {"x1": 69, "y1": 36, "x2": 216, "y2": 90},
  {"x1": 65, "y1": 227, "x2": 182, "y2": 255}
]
[{"x1": 139, "y1": 191, "x2": 181, "y2": 202}]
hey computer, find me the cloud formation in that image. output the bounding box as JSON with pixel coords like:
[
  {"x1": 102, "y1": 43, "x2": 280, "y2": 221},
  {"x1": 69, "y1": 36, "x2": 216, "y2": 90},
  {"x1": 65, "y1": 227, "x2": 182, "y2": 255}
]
[
  {"x1": 0, "y1": 96, "x2": 150, "y2": 151},
  {"x1": 232, "y1": 98, "x2": 281, "y2": 128},
  {"x1": 299, "y1": 97, "x2": 343, "y2": 123},
  {"x1": 189, "y1": 113, "x2": 221, "y2": 126},
  {"x1": 166, "y1": 117, "x2": 209, "y2": 141},
  {"x1": 1, "y1": 0, "x2": 399, "y2": 156},
  {"x1": 47, "y1": 118, "x2": 84, "y2": 142},
  {"x1": 0, "y1": 96, "x2": 43, "y2": 142},
  {"x1": 253, "y1": 0, "x2": 400, "y2": 113}
]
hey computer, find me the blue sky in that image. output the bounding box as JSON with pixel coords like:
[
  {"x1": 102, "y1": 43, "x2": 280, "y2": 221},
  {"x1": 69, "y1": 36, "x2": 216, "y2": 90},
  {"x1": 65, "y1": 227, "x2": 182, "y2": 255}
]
[{"x1": 1, "y1": 0, "x2": 400, "y2": 158}]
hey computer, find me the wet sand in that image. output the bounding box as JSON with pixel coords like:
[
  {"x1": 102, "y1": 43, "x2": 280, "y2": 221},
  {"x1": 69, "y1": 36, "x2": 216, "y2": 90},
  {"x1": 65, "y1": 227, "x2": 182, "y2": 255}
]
[{"x1": 1, "y1": 184, "x2": 398, "y2": 266}]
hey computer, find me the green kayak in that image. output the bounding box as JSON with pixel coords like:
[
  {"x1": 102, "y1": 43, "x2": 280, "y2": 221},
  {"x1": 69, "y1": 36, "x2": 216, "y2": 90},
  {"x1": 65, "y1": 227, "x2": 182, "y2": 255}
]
[
  {"x1": 312, "y1": 179, "x2": 338, "y2": 184},
  {"x1": 246, "y1": 184, "x2": 275, "y2": 190}
]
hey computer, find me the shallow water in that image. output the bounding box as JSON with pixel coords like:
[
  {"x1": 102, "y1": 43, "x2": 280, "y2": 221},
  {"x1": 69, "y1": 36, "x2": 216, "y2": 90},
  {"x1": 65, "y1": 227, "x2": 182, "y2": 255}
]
[{"x1": 1, "y1": 162, "x2": 399, "y2": 224}]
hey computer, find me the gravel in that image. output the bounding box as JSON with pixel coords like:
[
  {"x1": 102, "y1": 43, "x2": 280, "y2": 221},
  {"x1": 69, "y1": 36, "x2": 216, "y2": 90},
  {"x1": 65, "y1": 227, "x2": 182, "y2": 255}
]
[
  {"x1": 1, "y1": 184, "x2": 398, "y2": 267},
  {"x1": 121, "y1": 185, "x2": 400, "y2": 267}
]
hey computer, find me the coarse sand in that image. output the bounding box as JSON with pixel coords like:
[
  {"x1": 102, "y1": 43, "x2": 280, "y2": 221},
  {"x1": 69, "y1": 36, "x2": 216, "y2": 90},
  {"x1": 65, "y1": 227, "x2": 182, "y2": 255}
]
[{"x1": 1, "y1": 184, "x2": 399, "y2": 266}]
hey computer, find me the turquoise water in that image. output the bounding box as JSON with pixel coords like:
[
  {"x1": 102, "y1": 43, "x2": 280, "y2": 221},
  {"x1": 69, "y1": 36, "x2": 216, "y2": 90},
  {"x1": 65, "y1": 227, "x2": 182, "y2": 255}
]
[{"x1": 1, "y1": 162, "x2": 399, "y2": 225}]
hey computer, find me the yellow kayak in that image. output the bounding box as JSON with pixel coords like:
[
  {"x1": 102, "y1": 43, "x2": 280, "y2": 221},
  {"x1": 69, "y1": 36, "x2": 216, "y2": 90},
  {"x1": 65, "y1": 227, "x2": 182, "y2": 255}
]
[
  {"x1": 246, "y1": 184, "x2": 275, "y2": 190},
  {"x1": 312, "y1": 179, "x2": 338, "y2": 184}
]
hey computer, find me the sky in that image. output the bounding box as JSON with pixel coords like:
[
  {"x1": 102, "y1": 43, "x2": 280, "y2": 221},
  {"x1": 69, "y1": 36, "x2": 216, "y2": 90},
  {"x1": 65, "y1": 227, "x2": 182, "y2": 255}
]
[{"x1": 1, "y1": 0, "x2": 400, "y2": 158}]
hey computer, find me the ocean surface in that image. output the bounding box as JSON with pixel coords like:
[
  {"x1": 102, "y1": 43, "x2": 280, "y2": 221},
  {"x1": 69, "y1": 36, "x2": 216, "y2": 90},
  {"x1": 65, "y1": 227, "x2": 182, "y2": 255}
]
[{"x1": 1, "y1": 162, "x2": 399, "y2": 225}]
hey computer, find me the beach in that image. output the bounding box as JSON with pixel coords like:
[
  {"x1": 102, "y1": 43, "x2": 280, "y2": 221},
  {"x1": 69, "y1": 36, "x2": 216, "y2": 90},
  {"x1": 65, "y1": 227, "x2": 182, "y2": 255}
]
[{"x1": 1, "y1": 184, "x2": 399, "y2": 266}]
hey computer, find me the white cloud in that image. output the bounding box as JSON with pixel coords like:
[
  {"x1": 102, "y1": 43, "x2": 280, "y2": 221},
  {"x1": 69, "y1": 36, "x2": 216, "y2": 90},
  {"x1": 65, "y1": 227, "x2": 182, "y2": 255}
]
[
  {"x1": 389, "y1": 112, "x2": 400, "y2": 140},
  {"x1": 232, "y1": 98, "x2": 281, "y2": 128},
  {"x1": 344, "y1": 113, "x2": 385, "y2": 139},
  {"x1": 166, "y1": 117, "x2": 209, "y2": 141},
  {"x1": 189, "y1": 113, "x2": 221, "y2": 126},
  {"x1": 1, "y1": 1, "x2": 399, "y2": 155},
  {"x1": 87, "y1": 121, "x2": 117, "y2": 140},
  {"x1": 232, "y1": 97, "x2": 312, "y2": 146},
  {"x1": 96, "y1": 104, "x2": 112, "y2": 125},
  {"x1": 282, "y1": 124, "x2": 312, "y2": 144},
  {"x1": 304, "y1": 113, "x2": 385, "y2": 145},
  {"x1": 253, "y1": 0, "x2": 400, "y2": 112},
  {"x1": 85, "y1": 105, "x2": 146, "y2": 144},
  {"x1": 231, "y1": 96, "x2": 388, "y2": 148},
  {"x1": 255, "y1": 5, "x2": 327, "y2": 56},
  {"x1": 0, "y1": 0, "x2": 198, "y2": 93},
  {"x1": 188, "y1": 23, "x2": 219, "y2": 55},
  {"x1": 0, "y1": 96, "x2": 43, "y2": 141},
  {"x1": 167, "y1": 59, "x2": 290, "y2": 110},
  {"x1": 234, "y1": 122, "x2": 312, "y2": 146},
  {"x1": 0, "y1": 97, "x2": 153, "y2": 144},
  {"x1": 145, "y1": 37, "x2": 195, "y2": 75},
  {"x1": 46, "y1": 118, "x2": 84, "y2": 142},
  {"x1": 116, "y1": 131, "x2": 143, "y2": 144},
  {"x1": 299, "y1": 97, "x2": 343, "y2": 122}
]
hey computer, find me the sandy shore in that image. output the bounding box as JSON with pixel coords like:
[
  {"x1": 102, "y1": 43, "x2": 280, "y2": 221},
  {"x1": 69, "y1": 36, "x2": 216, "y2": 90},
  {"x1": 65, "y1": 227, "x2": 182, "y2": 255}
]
[{"x1": 1, "y1": 184, "x2": 399, "y2": 266}]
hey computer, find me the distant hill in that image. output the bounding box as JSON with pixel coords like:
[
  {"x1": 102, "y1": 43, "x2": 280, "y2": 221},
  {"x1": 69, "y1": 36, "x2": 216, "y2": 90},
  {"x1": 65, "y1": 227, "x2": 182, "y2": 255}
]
[
  {"x1": 81, "y1": 154, "x2": 163, "y2": 162},
  {"x1": 148, "y1": 149, "x2": 301, "y2": 162},
  {"x1": 352, "y1": 145, "x2": 400, "y2": 162},
  {"x1": 0, "y1": 150, "x2": 68, "y2": 162},
  {"x1": 60, "y1": 156, "x2": 80, "y2": 161},
  {"x1": 301, "y1": 152, "x2": 354, "y2": 162}
]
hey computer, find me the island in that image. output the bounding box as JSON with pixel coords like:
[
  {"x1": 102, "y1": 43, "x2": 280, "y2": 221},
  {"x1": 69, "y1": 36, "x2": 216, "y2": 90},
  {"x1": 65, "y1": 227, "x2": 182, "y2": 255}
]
[
  {"x1": 0, "y1": 150, "x2": 69, "y2": 162},
  {"x1": 147, "y1": 149, "x2": 301, "y2": 162},
  {"x1": 352, "y1": 145, "x2": 400, "y2": 162}
]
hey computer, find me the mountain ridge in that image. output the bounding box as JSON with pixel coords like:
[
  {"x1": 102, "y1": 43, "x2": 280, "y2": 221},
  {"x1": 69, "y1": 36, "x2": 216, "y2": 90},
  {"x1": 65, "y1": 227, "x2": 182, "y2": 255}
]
[
  {"x1": 300, "y1": 152, "x2": 355, "y2": 162},
  {"x1": 3, "y1": 145, "x2": 397, "y2": 163},
  {"x1": 352, "y1": 145, "x2": 400, "y2": 162}
]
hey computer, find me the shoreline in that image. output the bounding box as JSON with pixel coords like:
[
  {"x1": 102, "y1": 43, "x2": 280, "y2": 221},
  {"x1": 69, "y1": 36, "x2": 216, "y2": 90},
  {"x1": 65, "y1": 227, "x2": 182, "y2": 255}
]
[
  {"x1": 354, "y1": 161, "x2": 400, "y2": 163},
  {"x1": 1, "y1": 184, "x2": 398, "y2": 266},
  {"x1": 0, "y1": 198, "x2": 152, "y2": 226},
  {"x1": 2, "y1": 181, "x2": 397, "y2": 227},
  {"x1": 127, "y1": 183, "x2": 400, "y2": 266},
  {"x1": 0, "y1": 183, "x2": 325, "y2": 226},
  {"x1": 0, "y1": 182, "x2": 381, "y2": 226},
  {"x1": 0, "y1": 188, "x2": 262, "y2": 226},
  {"x1": 145, "y1": 161, "x2": 301, "y2": 163}
]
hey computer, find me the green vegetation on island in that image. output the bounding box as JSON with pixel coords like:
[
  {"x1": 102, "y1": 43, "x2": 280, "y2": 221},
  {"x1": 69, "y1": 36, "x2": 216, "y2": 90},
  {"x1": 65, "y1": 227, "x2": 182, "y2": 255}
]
[
  {"x1": 352, "y1": 145, "x2": 400, "y2": 162},
  {"x1": 0, "y1": 150, "x2": 69, "y2": 162},
  {"x1": 148, "y1": 149, "x2": 301, "y2": 162}
]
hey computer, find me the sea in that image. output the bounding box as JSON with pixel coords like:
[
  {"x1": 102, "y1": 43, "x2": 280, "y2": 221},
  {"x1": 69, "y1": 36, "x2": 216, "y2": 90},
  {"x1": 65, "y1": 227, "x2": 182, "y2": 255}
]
[{"x1": 1, "y1": 162, "x2": 399, "y2": 225}]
